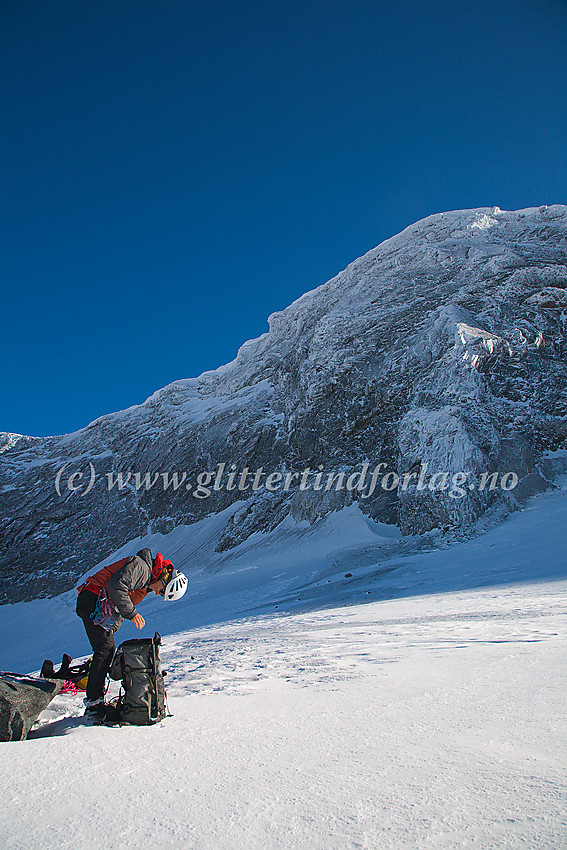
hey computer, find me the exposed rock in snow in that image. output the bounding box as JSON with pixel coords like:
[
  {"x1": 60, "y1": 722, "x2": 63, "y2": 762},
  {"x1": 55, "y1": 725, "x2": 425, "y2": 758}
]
[{"x1": 1, "y1": 206, "x2": 566, "y2": 603}]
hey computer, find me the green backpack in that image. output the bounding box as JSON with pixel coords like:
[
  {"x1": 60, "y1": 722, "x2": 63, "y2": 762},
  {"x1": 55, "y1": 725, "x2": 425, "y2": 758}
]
[{"x1": 108, "y1": 632, "x2": 168, "y2": 725}]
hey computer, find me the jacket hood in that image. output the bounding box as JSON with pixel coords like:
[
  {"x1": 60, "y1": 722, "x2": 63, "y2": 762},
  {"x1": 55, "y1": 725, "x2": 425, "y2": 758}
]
[
  {"x1": 136, "y1": 548, "x2": 153, "y2": 568},
  {"x1": 152, "y1": 552, "x2": 174, "y2": 582}
]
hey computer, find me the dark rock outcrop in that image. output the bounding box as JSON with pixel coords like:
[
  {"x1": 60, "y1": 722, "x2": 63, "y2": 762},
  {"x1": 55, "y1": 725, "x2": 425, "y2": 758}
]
[{"x1": 0, "y1": 675, "x2": 62, "y2": 742}]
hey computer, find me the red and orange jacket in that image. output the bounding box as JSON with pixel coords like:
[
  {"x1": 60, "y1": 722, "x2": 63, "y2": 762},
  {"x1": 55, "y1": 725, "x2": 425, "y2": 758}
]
[{"x1": 78, "y1": 548, "x2": 168, "y2": 623}]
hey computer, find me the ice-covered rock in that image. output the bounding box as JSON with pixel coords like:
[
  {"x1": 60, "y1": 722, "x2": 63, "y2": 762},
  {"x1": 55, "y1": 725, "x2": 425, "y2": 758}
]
[{"x1": 1, "y1": 206, "x2": 566, "y2": 602}]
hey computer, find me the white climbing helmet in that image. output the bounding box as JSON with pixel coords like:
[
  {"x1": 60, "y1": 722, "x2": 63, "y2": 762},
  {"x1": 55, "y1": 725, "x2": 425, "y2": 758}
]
[{"x1": 162, "y1": 569, "x2": 188, "y2": 601}]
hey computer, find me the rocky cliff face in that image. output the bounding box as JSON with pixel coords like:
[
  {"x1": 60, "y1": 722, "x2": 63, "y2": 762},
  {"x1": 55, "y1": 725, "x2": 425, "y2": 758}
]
[{"x1": 2, "y1": 205, "x2": 566, "y2": 604}]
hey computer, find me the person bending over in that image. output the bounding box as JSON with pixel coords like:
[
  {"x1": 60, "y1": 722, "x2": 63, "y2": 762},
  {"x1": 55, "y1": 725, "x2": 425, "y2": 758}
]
[{"x1": 76, "y1": 548, "x2": 187, "y2": 718}]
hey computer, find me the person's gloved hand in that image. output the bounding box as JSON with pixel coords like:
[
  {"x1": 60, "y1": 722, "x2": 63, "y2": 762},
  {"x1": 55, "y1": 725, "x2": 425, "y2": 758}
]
[{"x1": 131, "y1": 613, "x2": 145, "y2": 629}]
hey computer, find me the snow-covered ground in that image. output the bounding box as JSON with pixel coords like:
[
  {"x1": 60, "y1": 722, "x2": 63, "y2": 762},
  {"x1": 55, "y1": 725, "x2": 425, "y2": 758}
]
[
  {"x1": 1, "y1": 483, "x2": 566, "y2": 848},
  {"x1": 1, "y1": 580, "x2": 565, "y2": 849}
]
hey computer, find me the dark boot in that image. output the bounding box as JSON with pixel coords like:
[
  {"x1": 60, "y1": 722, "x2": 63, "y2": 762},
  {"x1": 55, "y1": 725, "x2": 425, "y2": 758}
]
[
  {"x1": 84, "y1": 698, "x2": 107, "y2": 720},
  {"x1": 56, "y1": 654, "x2": 73, "y2": 678},
  {"x1": 40, "y1": 660, "x2": 55, "y2": 679}
]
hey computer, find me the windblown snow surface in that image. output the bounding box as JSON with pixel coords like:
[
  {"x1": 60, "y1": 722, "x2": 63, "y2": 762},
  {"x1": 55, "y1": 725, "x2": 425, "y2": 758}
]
[{"x1": 1, "y1": 478, "x2": 566, "y2": 849}]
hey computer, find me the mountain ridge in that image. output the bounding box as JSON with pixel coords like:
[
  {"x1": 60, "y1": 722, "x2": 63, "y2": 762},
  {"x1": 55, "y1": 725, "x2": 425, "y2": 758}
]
[{"x1": 2, "y1": 205, "x2": 566, "y2": 603}]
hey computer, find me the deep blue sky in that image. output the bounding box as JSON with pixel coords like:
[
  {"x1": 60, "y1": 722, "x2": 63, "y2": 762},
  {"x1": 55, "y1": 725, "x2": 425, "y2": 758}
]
[{"x1": 2, "y1": 0, "x2": 566, "y2": 437}]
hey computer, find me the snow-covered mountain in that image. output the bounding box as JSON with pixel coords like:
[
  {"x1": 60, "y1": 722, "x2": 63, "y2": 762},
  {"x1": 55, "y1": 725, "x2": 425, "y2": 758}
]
[{"x1": 1, "y1": 205, "x2": 566, "y2": 604}]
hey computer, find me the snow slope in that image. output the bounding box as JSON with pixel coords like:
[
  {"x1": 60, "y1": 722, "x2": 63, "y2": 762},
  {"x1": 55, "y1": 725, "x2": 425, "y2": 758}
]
[
  {"x1": 1, "y1": 581, "x2": 565, "y2": 849},
  {"x1": 1, "y1": 464, "x2": 566, "y2": 674},
  {"x1": 0, "y1": 481, "x2": 566, "y2": 848}
]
